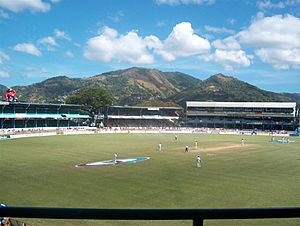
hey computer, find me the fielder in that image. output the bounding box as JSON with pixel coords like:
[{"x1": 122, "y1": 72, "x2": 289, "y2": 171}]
[
  {"x1": 158, "y1": 143, "x2": 162, "y2": 151},
  {"x1": 185, "y1": 145, "x2": 189, "y2": 153},
  {"x1": 196, "y1": 155, "x2": 201, "y2": 168},
  {"x1": 114, "y1": 153, "x2": 118, "y2": 163}
]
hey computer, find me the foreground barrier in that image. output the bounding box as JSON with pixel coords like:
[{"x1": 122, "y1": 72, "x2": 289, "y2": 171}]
[{"x1": 1, "y1": 206, "x2": 299, "y2": 226}]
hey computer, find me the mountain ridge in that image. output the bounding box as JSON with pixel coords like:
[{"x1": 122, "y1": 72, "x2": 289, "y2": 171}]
[
  {"x1": 3, "y1": 68, "x2": 299, "y2": 106},
  {"x1": 167, "y1": 73, "x2": 293, "y2": 104}
]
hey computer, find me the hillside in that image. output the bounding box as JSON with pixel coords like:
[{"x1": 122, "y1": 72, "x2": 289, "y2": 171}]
[
  {"x1": 9, "y1": 68, "x2": 299, "y2": 106},
  {"x1": 167, "y1": 74, "x2": 293, "y2": 105},
  {"x1": 13, "y1": 67, "x2": 199, "y2": 105},
  {"x1": 281, "y1": 93, "x2": 300, "y2": 105},
  {"x1": 0, "y1": 84, "x2": 7, "y2": 100}
]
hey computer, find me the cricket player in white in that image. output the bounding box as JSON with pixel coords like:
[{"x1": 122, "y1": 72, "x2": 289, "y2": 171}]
[
  {"x1": 195, "y1": 141, "x2": 198, "y2": 149},
  {"x1": 196, "y1": 156, "x2": 201, "y2": 168},
  {"x1": 114, "y1": 153, "x2": 118, "y2": 163},
  {"x1": 158, "y1": 143, "x2": 162, "y2": 151},
  {"x1": 185, "y1": 145, "x2": 189, "y2": 153},
  {"x1": 241, "y1": 138, "x2": 245, "y2": 146}
]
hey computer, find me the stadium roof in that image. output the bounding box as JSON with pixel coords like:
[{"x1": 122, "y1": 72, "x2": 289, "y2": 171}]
[
  {"x1": 0, "y1": 113, "x2": 91, "y2": 119},
  {"x1": 108, "y1": 105, "x2": 182, "y2": 110},
  {"x1": 186, "y1": 102, "x2": 297, "y2": 109},
  {"x1": 0, "y1": 101, "x2": 87, "y2": 108}
]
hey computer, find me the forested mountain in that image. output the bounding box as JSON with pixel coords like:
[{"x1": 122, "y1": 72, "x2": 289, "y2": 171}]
[
  {"x1": 0, "y1": 84, "x2": 7, "y2": 99},
  {"x1": 167, "y1": 74, "x2": 294, "y2": 105},
  {"x1": 13, "y1": 67, "x2": 199, "y2": 105},
  {"x1": 6, "y1": 68, "x2": 299, "y2": 106}
]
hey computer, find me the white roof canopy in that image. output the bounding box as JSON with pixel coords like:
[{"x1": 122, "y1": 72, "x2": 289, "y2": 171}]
[{"x1": 186, "y1": 102, "x2": 296, "y2": 109}]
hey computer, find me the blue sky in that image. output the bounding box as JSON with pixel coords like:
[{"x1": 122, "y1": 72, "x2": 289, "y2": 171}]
[{"x1": 0, "y1": 0, "x2": 299, "y2": 92}]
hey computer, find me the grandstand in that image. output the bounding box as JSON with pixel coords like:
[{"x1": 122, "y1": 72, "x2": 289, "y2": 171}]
[
  {"x1": 0, "y1": 101, "x2": 91, "y2": 129},
  {"x1": 185, "y1": 101, "x2": 298, "y2": 131},
  {"x1": 103, "y1": 106, "x2": 182, "y2": 128}
]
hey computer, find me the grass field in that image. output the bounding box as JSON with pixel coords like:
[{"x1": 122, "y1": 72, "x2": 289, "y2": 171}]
[{"x1": 0, "y1": 133, "x2": 299, "y2": 226}]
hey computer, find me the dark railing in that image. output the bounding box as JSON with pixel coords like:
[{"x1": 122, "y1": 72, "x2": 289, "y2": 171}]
[{"x1": 1, "y1": 206, "x2": 300, "y2": 226}]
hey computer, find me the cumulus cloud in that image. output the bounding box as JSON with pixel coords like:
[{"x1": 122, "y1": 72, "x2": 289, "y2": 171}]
[
  {"x1": 107, "y1": 10, "x2": 124, "y2": 23},
  {"x1": 155, "y1": 0, "x2": 215, "y2": 5},
  {"x1": 257, "y1": 0, "x2": 300, "y2": 11},
  {"x1": 54, "y1": 29, "x2": 71, "y2": 41},
  {"x1": 38, "y1": 36, "x2": 58, "y2": 51},
  {"x1": 64, "y1": 51, "x2": 74, "y2": 58},
  {"x1": 237, "y1": 14, "x2": 300, "y2": 69},
  {"x1": 156, "y1": 20, "x2": 166, "y2": 27},
  {"x1": 203, "y1": 49, "x2": 252, "y2": 71},
  {"x1": 84, "y1": 26, "x2": 154, "y2": 64},
  {"x1": 227, "y1": 18, "x2": 236, "y2": 25},
  {"x1": 0, "y1": 50, "x2": 10, "y2": 64},
  {"x1": 158, "y1": 22, "x2": 210, "y2": 61},
  {"x1": 0, "y1": 70, "x2": 9, "y2": 78},
  {"x1": 212, "y1": 36, "x2": 241, "y2": 50},
  {"x1": 36, "y1": 29, "x2": 71, "y2": 51},
  {"x1": 0, "y1": 0, "x2": 51, "y2": 13},
  {"x1": 13, "y1": 43, "x2": 42, "y2": 56},
  {"x1": 255, "y1": 48, "x2": 300, "y2": 69},
  {"x1": 238, "y1": 14, "x2": 300, "y2": 49},
  {"x1": 204, "y1": 25, "x2": 235, "y2": 35},
  {"x1": 0, "y1": 9, "x2": 8, "y2": 19},
  {"x1": 203, "y1": 35, "x2": 252, "y2": 70},
  {"x1": 84, "y1": 22, "x2": 210, "y2": 64}
]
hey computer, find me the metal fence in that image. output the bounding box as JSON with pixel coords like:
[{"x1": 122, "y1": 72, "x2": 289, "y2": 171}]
[{"x1": 1, "y1": 206, "x2": 300, "y2": 226}]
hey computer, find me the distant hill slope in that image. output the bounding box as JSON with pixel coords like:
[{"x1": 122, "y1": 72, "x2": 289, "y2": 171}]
[
  {"x1": 0, "y1": 84, "x2": 7, "y2": 100},
  {"x1": 13, "y1": 67, "x2": 199, "y2": 105},
  {"x1": 281, "y1": 93, "x2": 300, "y2": 105},
  {"x1": 167, "y1": 74, "x2": 294, "y2": 105},
  {"x1": 13, "y1": 76, "x2": 87, "y2": 103},
  {"x1": 8, "y1": 68, "x2": 299, "y2": 106}
]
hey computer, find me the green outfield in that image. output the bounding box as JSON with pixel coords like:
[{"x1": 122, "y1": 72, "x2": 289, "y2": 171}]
[{"x1": 0, "y1": 133, "x2": 299, "y2": 226}]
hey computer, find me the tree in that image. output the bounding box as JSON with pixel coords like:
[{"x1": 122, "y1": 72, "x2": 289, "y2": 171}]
[{"x1": 65, "y1": 87, "x2": 114, "y2": 114}]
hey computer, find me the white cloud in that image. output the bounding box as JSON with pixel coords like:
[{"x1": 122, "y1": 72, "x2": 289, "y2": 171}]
[
  {"x1": 257, "y1": 0, "x2": 300, "y2": 11},
  {"x1": 0, "y1": 70, "x2": 9, "y2": 78},
  {"x1": 84, "y1": 26, "x2": 154, "y2": 64},
  {"x1": 158, "y1": 22, "x2": 210, "y2": 61},
  {"x1": 212, "y1": 36, "x2": 241, "y2": 50},
  {"x1": 64, "y1": 51, "x2": 74, "y2": 58},
  {"x1": 25, "y1": 66, "x2": 48, "y2": 73},
  {"x1": 144, "y1": 35, "x2": 163, "y2": 50},
  {"x1": 238, "y1": 14, "x2": 300, "y2": 49},
  {"x1": 13, "y1": 43, "x2": 42, "y2": 56},
  {"x1": 227, "y1": 18, "x2": 236, "y2": 25},
  {"x1": 0, "y1": 9, "x2": 8, "y2": 18},
  {"x1": 204, "y1": 25, "x2": 235, "y2": 35},
  {"x1": 84, "y1": 22, "x2": 210, "y2": 64},
  {"x1": 54, "y1": 29, "x2": 71, "y2": 41},
  {"x1": 0, "y1": 50, "x2": 10, "y2": 64},
  {"x1": 0, "y1": 0, "x2": 51, "y2": 13},
  {"x1": 255, "y1": 48, "x2": 300, "y2": 69},
  {"x1": 37, "y1": 30, "x2": 71, "y2": 51},
  {"x1": 107, "y1": 10, "x2": 124, "y2": 23},
  {"x1": 38, "y1": 36, "x2": 58, "y2": 51},
  {"x1": 156, "y1": 20, "x2": 166, "y2": 27},
  {"x1": 237, "y1": 14, "x2": 300, "y2": 69},
  {"x1": 203, "y1": 49, "x2": 252, "y2": 71},
  {"x1": 155, "y1": 0, "x2": 215, "y2": 5}
]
